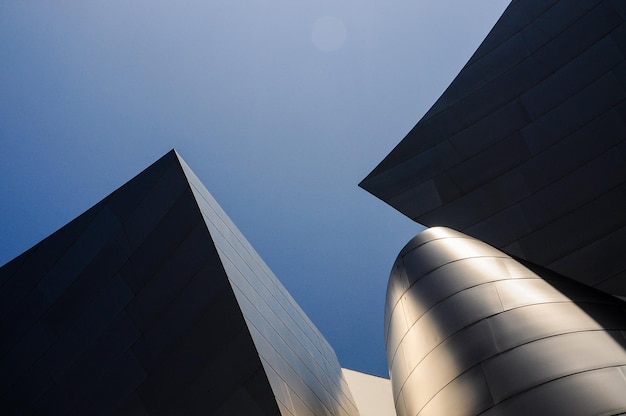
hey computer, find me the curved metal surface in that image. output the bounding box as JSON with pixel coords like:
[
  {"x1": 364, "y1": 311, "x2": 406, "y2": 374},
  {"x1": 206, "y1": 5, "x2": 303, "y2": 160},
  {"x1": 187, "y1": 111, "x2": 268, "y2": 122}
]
[
  {"x1": 360, "y1": 0, "x2": 626, "y2": 299},
  {"x1": 386, "y1": 227, "x2": 626, "y2": 416}
]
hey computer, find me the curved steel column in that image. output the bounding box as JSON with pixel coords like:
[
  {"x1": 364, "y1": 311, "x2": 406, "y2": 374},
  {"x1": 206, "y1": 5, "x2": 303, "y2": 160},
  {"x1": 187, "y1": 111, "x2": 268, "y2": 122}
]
[{"x1": 385, "y1": 227, "x2": 626, "y2": 416}]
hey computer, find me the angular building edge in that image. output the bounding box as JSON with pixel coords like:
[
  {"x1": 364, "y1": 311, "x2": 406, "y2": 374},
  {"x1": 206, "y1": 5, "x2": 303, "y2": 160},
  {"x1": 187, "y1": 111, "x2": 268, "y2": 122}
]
[
  {"x1": 0, "y1": 149, "x2": 360, "y2": 416},
  {"x1": 359, "y1": 0, "x2": 626, "y2": 297}
]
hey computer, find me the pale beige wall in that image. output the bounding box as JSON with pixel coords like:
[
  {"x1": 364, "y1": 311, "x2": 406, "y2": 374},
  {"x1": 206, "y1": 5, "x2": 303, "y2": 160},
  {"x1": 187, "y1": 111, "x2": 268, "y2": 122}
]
[{"x1": 342, "y1": 368, "x2": 396, "y2": 416}]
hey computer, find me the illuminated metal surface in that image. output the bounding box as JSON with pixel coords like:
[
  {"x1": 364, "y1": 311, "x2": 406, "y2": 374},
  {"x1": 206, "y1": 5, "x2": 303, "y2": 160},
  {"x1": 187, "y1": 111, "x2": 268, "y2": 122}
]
[
  {"x1": 0, "y1": 150, "x2": 359, "y2": 416},
  {"x1": 178, "y1": 154, "x2": 360, "y2": 416},
  {"x1": 386, "y1": 227, "x2": 626, "y2": 416},
  {"x1": 360, "y1": 0, "x2": 626, "y2": 296}
]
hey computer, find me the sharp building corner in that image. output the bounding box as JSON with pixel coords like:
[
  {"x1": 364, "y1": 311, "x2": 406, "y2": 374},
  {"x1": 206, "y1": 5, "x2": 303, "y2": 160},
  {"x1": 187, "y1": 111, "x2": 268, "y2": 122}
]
[
  {"x1": 362, "y1": 0, "x2": 626, "y2": 415},
  {"x1": 3, "y1": 0, "x2": 626, "y2": 415},
  {"x1": 0, "y1": 150, "x2": 361, "y2": 415}
]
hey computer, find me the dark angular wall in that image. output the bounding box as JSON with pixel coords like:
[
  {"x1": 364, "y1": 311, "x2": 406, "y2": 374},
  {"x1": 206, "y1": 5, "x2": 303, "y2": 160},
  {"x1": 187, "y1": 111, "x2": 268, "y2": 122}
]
[
  {"x1": 0, "y1": 150, "x2": 359, "y2": 416},
  {"x1": 386, "y1": 227, "x2": 626, "y2": 416},
  {"x1": 360, "y1": 0, "x2": 626, "y2": 295}
]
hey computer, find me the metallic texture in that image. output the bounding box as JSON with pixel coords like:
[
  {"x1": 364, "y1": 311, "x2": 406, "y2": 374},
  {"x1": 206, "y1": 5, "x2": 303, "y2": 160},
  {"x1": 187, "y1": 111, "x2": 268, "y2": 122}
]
[
  {"x1": 386, "y1": 227, "x2": 626, "y2": 416},
  {"x1": 0, "y1": 150, "x2": 359, "y2": 416},
  {"x1": 359, "y1": 0, "x2": 626, "y2": 296}
]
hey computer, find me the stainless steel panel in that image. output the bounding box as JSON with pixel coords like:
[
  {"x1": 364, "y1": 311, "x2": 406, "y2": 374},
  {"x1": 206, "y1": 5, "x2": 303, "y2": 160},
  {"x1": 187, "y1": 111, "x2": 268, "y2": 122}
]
[
  {"x1": 401, "y1": 256, "x2": 536, "y2": 325},
  {"x1": 387, "y1": 226, "x2": 626, "y2": 416},
  {"x1": 394, "y1": 390, "x2": 408, "y2": 416},
  {"x1": 449, "y1": 99, "x2": 530, "y2": 158},
  {"x1": 400, "y1": 321, "x2": 497, "y2": 413},
  {"x1": 597, "y1": 268, "x2": 626, "y2": 295},
  {"x1": 122, "y1": 160, "x2": 189, "y2": 250},
  {"x1": 480, "y1": 366, "x2": 626, "y2": 416},
  {"x1": 414, "y1": 282, "x2": 502, "y2": 346},
  {"x1": 39, "y1": 206, "x2": 122, "y2": 303},
  {"x1": 0, "y1": 251, "x2": 47, "y2": 319},
  {"x1": 483, "y1": 330, "x2": 626, "y2": 403},
  {"x1": 518, "y1": 157, "x2": 626, "y2": 263},
  {"x1": 388, "y1": 341, "x2": 410, "y2": 399},
  {"x1": 521, "y1": 32, "x2": 622, "y2": 120},
  {"x1": 547, "y1": 278, "x2": 624, "y2": 304},
  {"x1": 386, "y1": 140, "x2": 464, "y2": 192},
  {"x1": 448, "y1": 134, "x2": 531, "y2": 194},
  {"x1": 487, "y1": 302, "x2": 605, "y2": 351},
  {"x1": 387, "y1": 282, "x2": 503, "y2": 390},
  {"x1": 45, "y1": 276, "x2": 133, "y2": 377},
  {"x1": 277, "y1": 401, "x2": 294, "y2": 416},
  {"x1": 402, "y1": 237, "x2": 507, "y2": 284},
  {"x1": 386, "y1": 256, "x2": 410, "y2": 309},
  {"x1": 520, "y1": 149, "x2": 626, "y2": 231},
  {"x1": 71, "y1": 350, "x2": 147, "y2": 416},
  {"x1": 415, "y1": 365, "x2": 492, "y2": 416},
  {"x1": 521, "y1": 105, "x2": 626, "y2": 191},
  {"x1": 400, "y1": 227, "x2": 469, "y2": 255},
  {"x1": 547, "y1": 226, "x2": 626, "y2": 287},
  {"x1": 466, "y1": 0, "x2": 556, "y2": 65},
  {"x1": 125, "y1": 220, "x2": 210, "y2": 330},
  {"x1": 182, "y1": 149, "x2": 359, "y2": 416},
  {"x1": 494, "y1": 278, "x2": 568, "y2": 310},
  {"x1": 361, "y1": 0, "x2": 626, "y2": 305},
  {"x1": 385, "y1": 298, "x2": 410, "y2": 363}
]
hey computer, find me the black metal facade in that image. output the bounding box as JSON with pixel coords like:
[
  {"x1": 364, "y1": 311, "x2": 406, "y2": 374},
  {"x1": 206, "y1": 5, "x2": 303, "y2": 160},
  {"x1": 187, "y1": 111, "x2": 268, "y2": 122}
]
[
  {"x1": 360, "y1": 0, "x2": 626, "y2": 295},
  {"x1": 362, "y1": 1, "x2": 626, "y2": 414},
  {"x1": 0, "y1": 150, "x2": 359, "y2": 416}
]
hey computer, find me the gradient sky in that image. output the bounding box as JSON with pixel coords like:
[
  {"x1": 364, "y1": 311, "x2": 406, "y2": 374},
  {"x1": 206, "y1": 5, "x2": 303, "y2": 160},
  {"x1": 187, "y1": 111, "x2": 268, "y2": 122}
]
[{"x1": 0, "y1": 0, "x2": 509, "y2": 377}]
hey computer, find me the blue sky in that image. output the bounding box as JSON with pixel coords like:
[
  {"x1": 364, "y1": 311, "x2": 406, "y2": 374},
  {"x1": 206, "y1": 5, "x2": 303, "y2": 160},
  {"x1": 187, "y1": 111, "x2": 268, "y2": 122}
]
[{"x1": 0, "y1": 0, "x2": 509, "y2": 377}]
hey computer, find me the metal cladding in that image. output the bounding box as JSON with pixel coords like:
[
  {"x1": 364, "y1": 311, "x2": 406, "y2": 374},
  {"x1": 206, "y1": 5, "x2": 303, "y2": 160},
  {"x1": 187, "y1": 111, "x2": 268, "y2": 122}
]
[
  {"x1": 0, "y1": 150, "x2": 359, "y2": 416},
  {"x1": 386, "y1": 227, "x2": 626, "y2": 416},
  {"x1": 359, "y1": 0, "x2": 626, "y2": 295}
]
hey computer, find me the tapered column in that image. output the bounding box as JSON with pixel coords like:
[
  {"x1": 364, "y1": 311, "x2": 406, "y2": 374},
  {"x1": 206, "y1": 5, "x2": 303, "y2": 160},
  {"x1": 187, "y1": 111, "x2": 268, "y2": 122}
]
[{"x1": 386, "y1": 227, "x2": 626, "y2": 416}]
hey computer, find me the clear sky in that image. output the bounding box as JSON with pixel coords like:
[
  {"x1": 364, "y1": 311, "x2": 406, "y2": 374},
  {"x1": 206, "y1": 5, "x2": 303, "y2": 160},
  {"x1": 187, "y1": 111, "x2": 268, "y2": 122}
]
[{"x1": 0, "y1": 0, "x2": 509, "y2": 377}]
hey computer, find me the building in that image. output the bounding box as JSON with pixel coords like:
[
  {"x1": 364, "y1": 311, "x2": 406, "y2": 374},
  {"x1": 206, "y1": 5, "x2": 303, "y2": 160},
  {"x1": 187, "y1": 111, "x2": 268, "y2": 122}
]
[
  {"x1": 360, "y1": 0, "x2": 626, "y2": 295},
  {"x1": 4, "y1": 0, "x2": 626, "y2": 415},
  {"x1": 386, "y1": 227, "x2": 626, "y2": 415},
  {"x1": 0, "y1": 150, "x2": 394, "y2": 415},
  {"x1": 360, "y1": 0, "x2": 626, "y2": 415}
]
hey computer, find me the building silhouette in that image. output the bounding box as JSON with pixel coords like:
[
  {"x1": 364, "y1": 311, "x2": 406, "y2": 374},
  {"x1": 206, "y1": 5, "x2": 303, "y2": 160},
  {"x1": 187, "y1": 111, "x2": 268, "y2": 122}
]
[
  {"x1": 4, "y1": 0, "x2": 626, "y2": 415},
  {"x1": 0, "y1": 150, "x2": 370, "y2": 415},
  {"x1": 360, "y1": 0, "x2": 626, "y2": 295},
  {"x1": 361, "y1": 0, "x2": 626, "y2": 415}
]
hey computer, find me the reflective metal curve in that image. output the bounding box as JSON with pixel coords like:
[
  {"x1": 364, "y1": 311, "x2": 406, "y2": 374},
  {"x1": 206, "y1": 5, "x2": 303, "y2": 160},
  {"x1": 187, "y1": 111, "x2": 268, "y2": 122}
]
[{"x1": 386, "y1": 227, "x2": 626, "y2": 416}]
